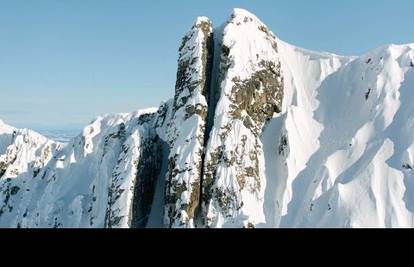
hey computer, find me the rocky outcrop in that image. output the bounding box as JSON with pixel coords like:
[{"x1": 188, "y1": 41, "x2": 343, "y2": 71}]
[
  {"x1": 161, "y1": 10, "x2": 285, "y2": 228},
  {"x1": 201, "y1": 9, "x2": 284, "y2": 227},
  {"x1": 164, "y1": 17, "x2": 214, "y2": 227},
  {"x1": 105, "y1": 112, "x2": 166, "y2": 228}
]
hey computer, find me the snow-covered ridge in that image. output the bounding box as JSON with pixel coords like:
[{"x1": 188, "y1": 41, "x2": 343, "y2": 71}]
[{"x1": 1, "y1": 8, "x2": 414, "y2": 228}]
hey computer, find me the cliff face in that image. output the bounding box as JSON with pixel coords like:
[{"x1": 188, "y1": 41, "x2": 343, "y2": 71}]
[
  {"x1": 1, "y1": 8, "x2": 414, "y2": 228},
  {"x1": 164, "y1": 10, "x2": 285, "y2": 228},
  {"x1": 201, "y1": 9, "x2": 284, "y2": 227},
  {"x1": 164, "y1": 17, "x2": 213, "y2": 228}
]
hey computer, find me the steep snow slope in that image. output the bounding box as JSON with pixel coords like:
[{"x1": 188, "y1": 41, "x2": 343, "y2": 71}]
[
  {"x1": 1, "y1": 8, "x2": 414, "y2": 228},
  {"x1": 260, "y1": 40, "x2": 353, "y2": 227},
  {"x1": 275, "y1": 43, "x2": 414, "y2": 227}
]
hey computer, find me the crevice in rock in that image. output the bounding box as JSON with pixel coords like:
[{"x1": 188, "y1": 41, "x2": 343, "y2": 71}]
[
  {"x1": 145, "y1": 141, "x2": 169, "y2": 228},
  {"x1": 195, "y1": 24, "x2": 225, "y2": 227},
  {"x1": 130, "y1": 134, "x2": 164, "y2": 228},
  {"x1": 204, "y1": 24, "x2": 225, "y2": 138}
]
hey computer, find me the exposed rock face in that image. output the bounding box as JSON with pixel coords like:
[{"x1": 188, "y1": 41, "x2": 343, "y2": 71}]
[
  {"x1": 201, "y1": 9, "x2": 284, "y2": 227},
  {"x1": 164, "y1": 17, "x2": 214, "y2": 227},
  {"x1": 104, "y1": 111, "x2": 166, "y2": 228}
]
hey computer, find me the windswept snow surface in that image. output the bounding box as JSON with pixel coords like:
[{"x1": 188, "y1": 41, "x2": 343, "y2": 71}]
[
  {"x1": 1, "y1": 8, "x2": 414, "y2": 228},
  {"x1": 265, "y1": 41, "x2": 414, "y2": 228}
]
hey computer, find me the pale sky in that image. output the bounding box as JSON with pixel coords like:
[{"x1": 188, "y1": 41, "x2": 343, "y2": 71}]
[{"x1": 1, "y1": 0, "x2": 413, "y2": 130}]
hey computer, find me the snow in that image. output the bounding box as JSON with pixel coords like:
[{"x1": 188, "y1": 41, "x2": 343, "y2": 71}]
[
  {"x1": 270, "y1": 42, "x2": 414, "y2": 227},
  {"x1": 0, "y1": 107, "x2": 167, "y2": 228},
  {"x1": 1, "y1": 8, "x2": 414, "y2": 228}
]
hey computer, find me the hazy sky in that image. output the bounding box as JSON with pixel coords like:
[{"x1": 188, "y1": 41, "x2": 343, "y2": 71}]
[{"x1": 1, "y1": 0, "x2": 413, "y2": 130}]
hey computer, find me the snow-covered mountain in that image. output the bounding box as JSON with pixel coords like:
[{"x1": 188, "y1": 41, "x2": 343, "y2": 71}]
[{"x1": 1, "y1": 8, "x2": 414, "y2": 228}]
